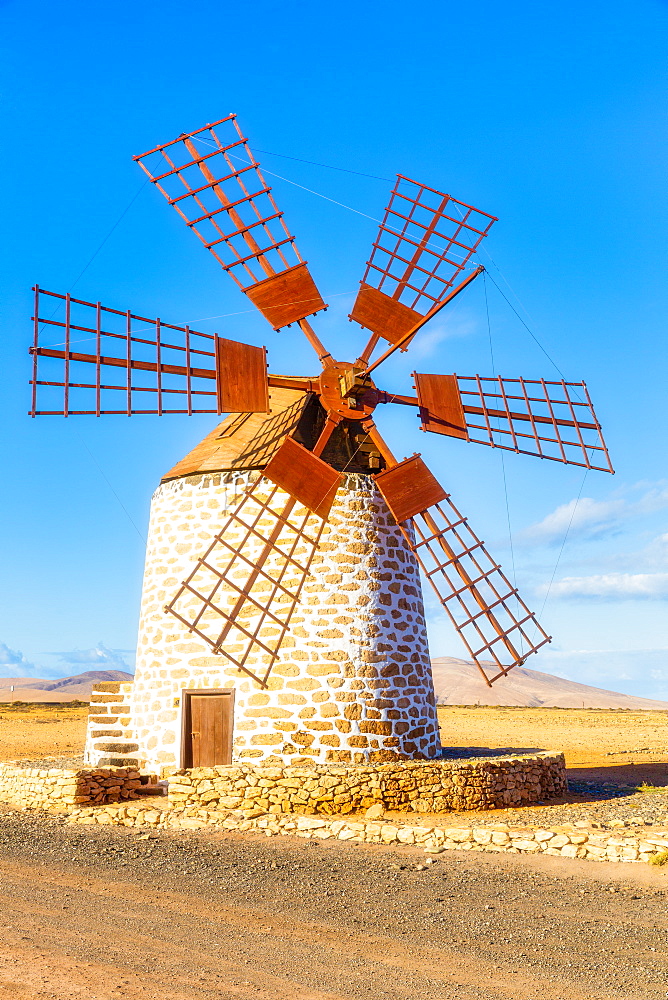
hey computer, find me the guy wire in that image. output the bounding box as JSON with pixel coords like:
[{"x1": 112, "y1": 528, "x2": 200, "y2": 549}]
[{"x1": 537, "y1": 468, "x2": 589, "y2": 627}]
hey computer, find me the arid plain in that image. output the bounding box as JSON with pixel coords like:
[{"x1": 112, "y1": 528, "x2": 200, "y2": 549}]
[
  {"x1": 0, "y1": 703, "x2": 667, "y2": 1000},
  {"x1": 2, "y1": 702, "x2": 667, "y2": 783}
]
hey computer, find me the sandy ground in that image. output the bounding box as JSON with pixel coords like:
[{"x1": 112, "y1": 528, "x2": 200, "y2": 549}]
[
  {"x1": 0, "y1": 706, "x2": 88, "y2": 762},
  {"x1": 437, "y1": 706, "x2": 668, "y2": 786},
  {"x1": 1, "y1": 705, "x2": 668, "y2": 998},
  {"x1": 0, "y1": 809, "x2": 667, "y2": 1000}
]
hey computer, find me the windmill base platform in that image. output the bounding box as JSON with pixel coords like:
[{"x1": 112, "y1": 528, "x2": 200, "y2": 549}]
[{"x1": 163, "y1": 753, "x2": 567, "y2": 814}]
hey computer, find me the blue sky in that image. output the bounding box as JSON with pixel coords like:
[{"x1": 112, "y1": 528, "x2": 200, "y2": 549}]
[{"x1": 1, "y1": 0, "x2": 666, "y2": 697}]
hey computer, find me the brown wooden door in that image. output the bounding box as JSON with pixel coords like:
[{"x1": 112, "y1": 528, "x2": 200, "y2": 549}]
[{"x1": 184, "y1": 693, "x2": 233, "y2": 768}]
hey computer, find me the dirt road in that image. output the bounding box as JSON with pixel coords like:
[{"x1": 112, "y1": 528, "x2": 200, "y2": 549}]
[{"x1": 0, "y1": 809, "x2": 667, "y2": 1000}]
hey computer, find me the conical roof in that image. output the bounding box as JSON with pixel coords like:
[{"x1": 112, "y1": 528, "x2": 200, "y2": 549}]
[{"x1": 162, "y1": 387, "x2": 312, "y2": 482}]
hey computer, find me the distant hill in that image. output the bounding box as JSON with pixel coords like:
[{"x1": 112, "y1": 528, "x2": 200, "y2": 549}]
[
  {"x1": 2, "y1": 661, "x2": 667, "y2": 710},
  {"x1": 0, "y1": 670, "x2": 134, "y2": 702},
  {"x1": 431, "y1": 657, "x2": 668, "y2": 710}
]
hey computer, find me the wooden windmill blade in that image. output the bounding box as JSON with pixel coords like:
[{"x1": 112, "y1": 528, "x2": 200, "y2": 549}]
[
  {"x1": 133, "y1": 116, "x2": 329, "y2": 337},
  {"x1": 29, "y1": 287, "x2": 272, "y2": 416},
  {"x1": 164, "y1": 422, "x2": 343, "y2": 688},
  {"x1": 352, "y1": 175, "x2": 496, "y2": 362},
  {"x1": 164, "y1": 475, "x2": 329, "y2": 688},
  {"x1": 410, "y1": 372, "x2": 614, "y2": 473},
  {"x1": 371, "y1": 452, "x2": 551, "y2": 685}
]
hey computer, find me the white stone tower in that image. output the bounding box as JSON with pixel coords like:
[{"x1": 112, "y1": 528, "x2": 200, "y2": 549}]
[{"x1": 85, "y1": 389, "x2": 441, "y2": 772}]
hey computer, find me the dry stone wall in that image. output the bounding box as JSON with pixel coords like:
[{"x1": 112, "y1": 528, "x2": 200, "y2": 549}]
[
  {"x1": 62, "y1": 801, "x2": 668, "y2": 863},
  {"x1": 0, "y1": 762, "x2": 142, "y2": 810},
  {"x1": 165, "y1": 752, "x2": 567, "y2": 814},
  {"x1": 116, "y1": 470, "x2": 440, "y2": 772}
]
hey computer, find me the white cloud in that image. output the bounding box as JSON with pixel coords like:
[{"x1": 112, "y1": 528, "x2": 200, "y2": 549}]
[
  {"x1": 48, "y1": 641, "x2": 133, "y2": 672},
  {"x1": 545, "y1": 572, "x2": 668, "y2": 599},
  {"x1": 522, "y1": 496, "x2": 625, "y2": 545},
  {"x1": 0, "y1": 642, "x2": 36, "y2": 676},
  {"x1": 634, "y1": 485, "x2": 668, "y2": 515},
  {"x1": 642, "y1": 532, "x2": 668, "y2": 569},
  {"x1": 409, "y1": 314, "x2": 478, "y2": 359},
  {"x1": 542, "y1": 646, "x2": 668, "y2": 658},
  {"x1": 532, "y1": 646, "x2": 668, "y2": 700},
  {"x1": 0, "y1": 641, "x2": 136, "y2": 680},
  {"x1": 521, "y1": 483, "x2": 668, "y2": 546}
]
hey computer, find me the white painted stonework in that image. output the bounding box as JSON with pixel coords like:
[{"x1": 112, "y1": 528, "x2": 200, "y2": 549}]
[{"x1": 87, "y1": 470, "x2": 441, "y2": 770}]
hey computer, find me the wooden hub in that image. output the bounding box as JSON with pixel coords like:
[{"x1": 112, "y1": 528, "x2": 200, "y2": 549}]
[{"x1": 318, "y1": 362, "x2": 377, "y2": 420}]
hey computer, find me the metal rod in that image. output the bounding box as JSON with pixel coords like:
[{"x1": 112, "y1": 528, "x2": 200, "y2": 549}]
[
  {"x1": 95, "y1": 302, "x2": 101, "y2": 417},
  {"x1": 30, "y1": 285, "x2": 39, "y2": 417},
  {"x1": 64, "y1": 293, "x2": 71, "y2": 418}
]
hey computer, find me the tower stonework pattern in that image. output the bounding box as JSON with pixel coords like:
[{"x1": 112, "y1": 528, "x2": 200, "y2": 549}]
[{"x1": 86, "y1": 470, "x2": 441, "y2": 771}]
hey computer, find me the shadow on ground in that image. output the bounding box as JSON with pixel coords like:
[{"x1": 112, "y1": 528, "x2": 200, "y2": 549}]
[
  {"x1": 567, "y1": 762, "x2": 668, "y2": 788},
  {"x1": 441, "y1": 746, "x2": 546, "y2": 758}
]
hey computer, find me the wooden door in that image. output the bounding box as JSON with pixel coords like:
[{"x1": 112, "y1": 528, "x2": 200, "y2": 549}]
[{"x1": 183, "y1": 692, "x2": 233, "y2": 768}]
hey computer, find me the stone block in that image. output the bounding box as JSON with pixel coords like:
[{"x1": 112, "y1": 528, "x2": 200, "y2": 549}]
[{"x1": 511, "y1": 840, "x2": 539, "y2": 852}]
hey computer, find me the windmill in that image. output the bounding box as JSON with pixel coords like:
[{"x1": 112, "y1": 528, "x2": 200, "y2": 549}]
[{"x1": 30, "y1": 115, "x2": 613, "y2": 769}]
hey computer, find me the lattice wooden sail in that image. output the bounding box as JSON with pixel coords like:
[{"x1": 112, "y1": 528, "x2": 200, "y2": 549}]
[
  {"x1": 458, "y1": 375, "x2": 613, "y2": 472},
  {"x1": 373, "y1": 455, "x2": 551, "y2": 684},
  {"x1": 164, "y1": 477, "x2": 327, "y2": 688},
  {"x1": 412, "y1": 372, "x2": 614, "y2": 473},
  {"x1": 408, "y1": 500, "x2": 551, "y2": 685},
  {"x1": 413, "y1": 372, "x2": 614, "y2": 472},
  {"x1": 134, "y1": 116, "x2": 326, "y2": 330},
  {"x1": 350, "y1": 175, "x2": 496, "y2": 345},
  {"x1": 29, "y1": 287, "x2": 273, "y2": 417}
]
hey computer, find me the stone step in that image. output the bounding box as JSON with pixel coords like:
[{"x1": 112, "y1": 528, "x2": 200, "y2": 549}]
[
  {"x1": 90, "y1": 741, "x2": 139, "y2": 755},
  {"x1": 96, "y1": 756, "x2": 140, "y2": 767}
]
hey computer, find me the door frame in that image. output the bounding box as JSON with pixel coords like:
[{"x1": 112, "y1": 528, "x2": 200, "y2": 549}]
[{"x1": 180, "y1": 688, "x2": 235, "y2": 769}]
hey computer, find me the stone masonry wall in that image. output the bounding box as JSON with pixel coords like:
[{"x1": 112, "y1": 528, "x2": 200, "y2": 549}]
[
  {"x1": 84, "y1": 682, "x2": 138, "y2": 766},
  {"x1": 120, "y1": 471, "x2": 440, "y2": 772},
  {"x1": 0, "y1": 762, "x2": 142, "y2": 810},
  {"x1": 165, "y1": 752, "x2": 568, "y2": 814},
  {"x1": 63, "y1": 802, "x2": 668, "y2": 864}
]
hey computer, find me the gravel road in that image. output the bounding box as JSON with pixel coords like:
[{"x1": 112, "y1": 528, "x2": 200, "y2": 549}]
[{"x1": 0, "y1": 807, "x2": 667, "y2": 1000}]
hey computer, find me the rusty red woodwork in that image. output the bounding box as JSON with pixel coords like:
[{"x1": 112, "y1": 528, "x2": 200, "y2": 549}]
[
  {"x1": 29, "y1": 287, "x2": 218, "y2": 416},
  {"x1": 245, "y1": 263, "x2": 326, "y2": 330},
  {"x1": 350, "y1": 175, "x2": 496, "y2": 344},
  {"x1": 133, "y1": 116, "x2": 327, "y2": 329},
  {"x1": 264, "y1": 436, "x2": 342, "y2": 519},
  {"x1": 373, "y1": 454, "x2": 447, "y2": 524},
  {"x1": 413, "y1": 372, "x2": 468, "y2": 439},
  {"x1": 183, "y1": 691, "x2": 234, "y2": 767},
  {"x1": 455, "y1": 374, "x2": 614, "y2": 473},
  {"x1": 401, "y1": 499, "x2": 551, "y2": 685},
  {"x1": 215, "y1": 337, "x2": 269, "y2": 414},
  {"x1": 350, "y1": 283, "x2": 421, "y2": 345},
  {"x1": 164, "y1": 479, "x2": 327, "y2": 688}
]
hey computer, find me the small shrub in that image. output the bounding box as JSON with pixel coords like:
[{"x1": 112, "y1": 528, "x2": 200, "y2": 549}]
[{"x1": 648, "y1": 850, "x2": 668, "y2": 867}]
